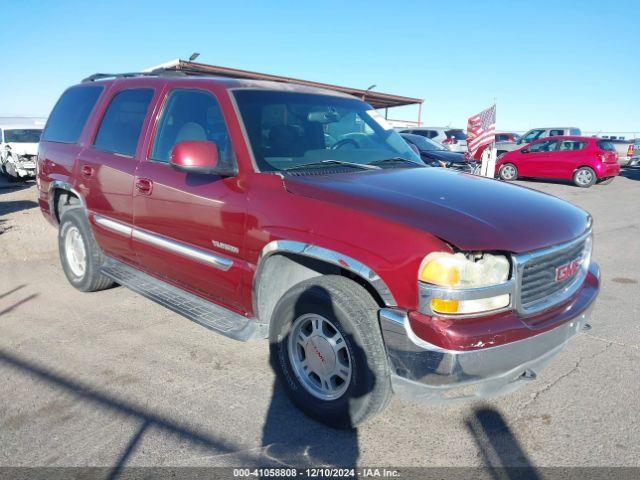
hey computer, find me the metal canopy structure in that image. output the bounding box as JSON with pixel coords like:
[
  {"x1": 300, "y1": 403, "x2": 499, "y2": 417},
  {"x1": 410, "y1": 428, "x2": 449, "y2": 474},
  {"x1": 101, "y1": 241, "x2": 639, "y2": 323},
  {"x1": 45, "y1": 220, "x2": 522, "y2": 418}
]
[{"x1": 146, "y1": 59, "x2": 423, "y2": 114}]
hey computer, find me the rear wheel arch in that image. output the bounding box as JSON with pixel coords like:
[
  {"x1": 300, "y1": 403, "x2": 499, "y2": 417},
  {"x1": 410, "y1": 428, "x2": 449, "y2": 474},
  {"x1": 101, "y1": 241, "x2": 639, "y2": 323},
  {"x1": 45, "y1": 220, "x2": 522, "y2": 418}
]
[
  {"x1": 48, "y1": 182, "x2": 85, "y2": 224},
  {"x1": 253, "y1": 241, "x2": 394, "y2": 326}
]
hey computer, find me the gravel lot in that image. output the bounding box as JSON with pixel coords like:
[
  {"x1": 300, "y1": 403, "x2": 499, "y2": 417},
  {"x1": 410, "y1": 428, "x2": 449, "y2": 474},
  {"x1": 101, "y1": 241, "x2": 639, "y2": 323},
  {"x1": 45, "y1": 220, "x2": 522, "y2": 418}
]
[{"x1": 0, "y1": 170, "x2": 639, "y2": 470}]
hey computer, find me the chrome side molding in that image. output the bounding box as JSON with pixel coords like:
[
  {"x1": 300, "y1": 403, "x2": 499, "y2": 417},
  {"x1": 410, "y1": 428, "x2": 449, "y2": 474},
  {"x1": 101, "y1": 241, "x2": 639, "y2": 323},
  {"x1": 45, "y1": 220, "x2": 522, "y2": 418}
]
[{"x1": 92, "y1": 214, "x2": 233, "y2": 272}]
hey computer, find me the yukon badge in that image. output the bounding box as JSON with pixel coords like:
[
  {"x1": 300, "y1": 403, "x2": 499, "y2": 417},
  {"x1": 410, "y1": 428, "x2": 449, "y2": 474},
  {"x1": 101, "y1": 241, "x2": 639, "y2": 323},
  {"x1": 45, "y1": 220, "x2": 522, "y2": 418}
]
[
  {"x1": 211, "y1": 240, "x2": 239, "y2": 254},
  {"x1": 555, "y1": 258, "x2": 581, "y2": 282}
]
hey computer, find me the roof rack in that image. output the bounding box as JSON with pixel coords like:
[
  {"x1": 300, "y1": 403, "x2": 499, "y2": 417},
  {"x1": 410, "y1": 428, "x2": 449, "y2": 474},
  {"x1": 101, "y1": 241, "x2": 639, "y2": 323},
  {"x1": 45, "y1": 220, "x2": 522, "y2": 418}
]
[{"x1": 81, "y1": 69, "x2": 187, "y2": 83}]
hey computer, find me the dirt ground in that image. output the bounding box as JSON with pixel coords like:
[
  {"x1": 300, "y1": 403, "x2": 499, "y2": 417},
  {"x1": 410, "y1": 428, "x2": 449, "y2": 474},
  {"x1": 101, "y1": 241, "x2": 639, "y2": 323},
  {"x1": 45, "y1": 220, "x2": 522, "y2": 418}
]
[{"x1": 0, "y1": 171, "x2": 639, "y2": 469}]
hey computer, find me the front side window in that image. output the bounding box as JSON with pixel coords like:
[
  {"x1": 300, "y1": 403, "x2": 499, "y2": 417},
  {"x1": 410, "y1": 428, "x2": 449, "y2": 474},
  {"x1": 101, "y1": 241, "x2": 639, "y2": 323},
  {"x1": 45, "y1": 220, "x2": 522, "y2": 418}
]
[
  {"x1": 151, "y1": 89, "x2": 234, "y2": 168},
  {"x1": 528, "y1": 139, "x2": 559, "y2": 153},
  {"x1": 233, "y1": 90, "x2": 420, "y2": 172},
  {"x1": 549, "y1": 129, "x2": 564, "y2": 137},
  {"x1": 4, "y1": 129, "x2": 42, "y2": 143},
  {"x1": 93, "y1": 88, "x2": 154, "y2": 157},
  {"x1": 42, "y1": 85, "x2": 103, "y2": 144}
]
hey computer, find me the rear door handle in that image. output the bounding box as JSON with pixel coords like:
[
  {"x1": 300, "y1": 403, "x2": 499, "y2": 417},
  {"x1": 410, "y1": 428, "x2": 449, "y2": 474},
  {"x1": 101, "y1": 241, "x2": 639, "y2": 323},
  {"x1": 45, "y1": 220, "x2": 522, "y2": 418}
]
[
  {"x1": 135, "y1": 177, "x2": 153, "y2": 195},
  {"x1": 81, "y1": 165, "x2": 95, "y2": 178}
]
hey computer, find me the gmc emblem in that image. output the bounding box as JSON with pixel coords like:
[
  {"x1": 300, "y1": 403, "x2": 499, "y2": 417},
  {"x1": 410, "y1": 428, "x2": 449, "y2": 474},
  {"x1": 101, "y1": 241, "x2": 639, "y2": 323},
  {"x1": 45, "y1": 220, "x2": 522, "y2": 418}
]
[{"x1": 555, "y1": 259, "x2": 581, "y2": 282}]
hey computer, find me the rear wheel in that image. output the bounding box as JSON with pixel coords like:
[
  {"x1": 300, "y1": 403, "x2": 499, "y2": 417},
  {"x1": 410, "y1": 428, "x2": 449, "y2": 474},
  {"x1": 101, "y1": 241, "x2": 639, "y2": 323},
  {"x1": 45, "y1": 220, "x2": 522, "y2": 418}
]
[
  {"x1": 573, "y1": 167, "x2": 596, "y2": 188},
  {"x1": 499, "y1": 163, "x2": 518, "y2": 181},
  {"x1": 269, "y1": 275, "x2": 392, "y2": 429},
  {"x1": 58, "y1": 208, "x2": 114, "y2": 292}
]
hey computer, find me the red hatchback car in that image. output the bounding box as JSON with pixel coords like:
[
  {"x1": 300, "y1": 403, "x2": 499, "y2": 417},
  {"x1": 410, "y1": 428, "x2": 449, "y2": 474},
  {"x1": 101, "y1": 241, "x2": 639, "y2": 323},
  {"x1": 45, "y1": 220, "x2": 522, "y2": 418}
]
[{"x1": 497, "y1": 136, "x2": 621, "y2": 187}]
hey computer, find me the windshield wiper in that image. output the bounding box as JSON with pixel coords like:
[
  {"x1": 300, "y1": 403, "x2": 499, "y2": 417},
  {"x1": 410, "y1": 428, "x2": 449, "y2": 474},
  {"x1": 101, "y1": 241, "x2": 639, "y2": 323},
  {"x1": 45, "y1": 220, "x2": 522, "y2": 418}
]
[
  {"x1": 368, "y1": 157, "x2": 424, "y2": 167},
  {"x1": 282, "y1": 159, "x2": 381, "y2": 172}
]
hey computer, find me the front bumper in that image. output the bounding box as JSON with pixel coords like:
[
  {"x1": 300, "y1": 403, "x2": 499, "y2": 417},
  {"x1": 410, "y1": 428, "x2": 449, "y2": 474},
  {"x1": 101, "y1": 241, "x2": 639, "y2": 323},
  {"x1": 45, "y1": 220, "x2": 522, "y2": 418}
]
[
  {"x1": 627, "y1": 156, "x2": 640, "y2": 167},
  {"x1": 379, "y1": 263, "x2": 599, "y2": 403}
]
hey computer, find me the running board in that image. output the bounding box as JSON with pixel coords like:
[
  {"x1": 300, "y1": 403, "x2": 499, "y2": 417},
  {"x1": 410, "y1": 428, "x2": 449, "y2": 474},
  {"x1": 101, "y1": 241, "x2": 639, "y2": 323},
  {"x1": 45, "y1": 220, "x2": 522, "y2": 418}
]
[{"x1": 101, "y1": 258, "x2": 267, "y2": 342}]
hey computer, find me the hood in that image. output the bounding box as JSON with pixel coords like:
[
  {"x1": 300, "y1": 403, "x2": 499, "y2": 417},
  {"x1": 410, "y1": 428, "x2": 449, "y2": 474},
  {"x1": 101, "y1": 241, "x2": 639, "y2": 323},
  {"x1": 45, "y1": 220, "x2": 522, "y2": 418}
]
[
  {"x1": 420, "y1": 150, "x2": 467, "y2": 163},
  {"x1": 5, "y1": 143, "x2": 38, "y2": 156},
  {"x1": 283, "y1": 168, "x2": 589, "y2": 253}
]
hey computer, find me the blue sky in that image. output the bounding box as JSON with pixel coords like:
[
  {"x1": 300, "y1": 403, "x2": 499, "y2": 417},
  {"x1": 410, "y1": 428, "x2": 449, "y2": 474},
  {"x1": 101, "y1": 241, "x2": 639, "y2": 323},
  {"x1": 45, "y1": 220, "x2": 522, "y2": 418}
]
[{"x1": 1, "y1": 0, "x2": 638, "y2": 134}]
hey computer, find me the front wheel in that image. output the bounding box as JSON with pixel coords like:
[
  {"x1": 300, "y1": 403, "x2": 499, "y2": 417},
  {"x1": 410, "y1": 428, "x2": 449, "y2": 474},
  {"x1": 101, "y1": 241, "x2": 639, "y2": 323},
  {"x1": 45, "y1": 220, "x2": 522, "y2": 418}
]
[
  {"x1": 269, "y1": 275, "x2": 392, "y2": 429},
  {"x1": 499, "y1": 163, "x2": 518, "y2": 181},
  {"x1": 573, "y1": 167, "x2": 596, "y2": 188}
]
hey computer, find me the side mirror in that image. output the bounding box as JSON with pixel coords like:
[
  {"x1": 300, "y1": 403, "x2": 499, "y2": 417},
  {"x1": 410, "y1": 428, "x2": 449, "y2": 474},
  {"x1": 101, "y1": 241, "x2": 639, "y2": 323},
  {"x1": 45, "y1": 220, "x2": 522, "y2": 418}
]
[
  {"x1": 170, "y1": 141, "x2": 234, "y2": 176},
  {"x1": 521, "y1": 147, "x2": 529, "y2": 154}
]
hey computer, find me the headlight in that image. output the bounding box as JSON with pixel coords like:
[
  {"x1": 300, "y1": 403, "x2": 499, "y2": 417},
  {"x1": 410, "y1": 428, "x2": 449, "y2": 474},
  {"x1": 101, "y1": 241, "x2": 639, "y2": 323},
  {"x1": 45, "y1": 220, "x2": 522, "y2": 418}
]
[{"x1": 419, "y1": 252, "x2": 511, "y2": 315}]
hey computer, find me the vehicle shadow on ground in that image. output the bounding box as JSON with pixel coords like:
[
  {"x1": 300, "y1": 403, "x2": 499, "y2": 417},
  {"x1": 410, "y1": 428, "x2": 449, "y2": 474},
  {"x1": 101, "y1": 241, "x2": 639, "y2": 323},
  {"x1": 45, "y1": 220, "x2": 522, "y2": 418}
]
[
  {"x1": 0, "y1": 178, "x2": 34, "y2": 194},
  {"x1": 0, "y1": 287, "x2": 362, "y2": 475},
  {"x1": 465, "y1": 406, "x2": 539, "y2": 479},
  {"x1": 0, "y1": 199, "x2": 38, "y2": 216}
]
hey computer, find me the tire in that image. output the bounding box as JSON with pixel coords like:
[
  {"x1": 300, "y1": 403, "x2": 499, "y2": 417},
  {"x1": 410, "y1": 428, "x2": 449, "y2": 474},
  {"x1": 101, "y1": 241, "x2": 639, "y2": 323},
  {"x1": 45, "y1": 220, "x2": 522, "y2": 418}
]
[
  {"x1": 269, "y1": 275, "x2": 392, "y2": 429},
  {"x1": 573, "y1": 167, "x2": 596, "y2": 188},
  {"x1": 499, "y1": 163, "x2": 518, "y2": 181},
  {"x1": 58, "y1": 208, "x2": 114, "y2": 292},
  {"x1": 597, "y1": 176, "x2": 615, "y2": 185}
]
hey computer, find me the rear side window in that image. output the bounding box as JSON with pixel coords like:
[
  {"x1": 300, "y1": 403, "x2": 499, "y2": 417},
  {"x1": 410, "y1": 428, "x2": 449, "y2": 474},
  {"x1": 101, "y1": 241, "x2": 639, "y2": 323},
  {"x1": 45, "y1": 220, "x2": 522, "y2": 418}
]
[
  {"x1": 570, "y1": 128, "x2": 581, "y2": 135},
  {"x1": 93, "y1": 88, "x2": 154, "y2": 157},
  {"x1": 42, "y1": 86, "x2": 103, "y2": 143},
  {"x1": 597, "y1": 140, "x2": 616, "y2": 152},
  {"x1": 549, "y1": 129, "x2": 564, "y2": 136},
  {"x1": 559, "y1": 140, "x2": 587, "y2": 151}
]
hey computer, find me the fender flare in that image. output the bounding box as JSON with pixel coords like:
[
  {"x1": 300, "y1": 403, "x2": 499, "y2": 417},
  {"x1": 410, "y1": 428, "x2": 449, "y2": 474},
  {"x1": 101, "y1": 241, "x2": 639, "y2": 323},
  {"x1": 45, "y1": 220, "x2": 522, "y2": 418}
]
[{"x1": 253, "y1": 240, "x2": 397, "y2": 316}]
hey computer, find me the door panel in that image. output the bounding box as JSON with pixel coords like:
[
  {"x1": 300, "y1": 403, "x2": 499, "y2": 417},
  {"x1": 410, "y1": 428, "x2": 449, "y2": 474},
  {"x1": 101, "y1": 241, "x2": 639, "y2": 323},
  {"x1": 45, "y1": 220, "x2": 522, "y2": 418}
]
[{"x1": 132, "y1": 87, "x2": 247, "y2": 310}]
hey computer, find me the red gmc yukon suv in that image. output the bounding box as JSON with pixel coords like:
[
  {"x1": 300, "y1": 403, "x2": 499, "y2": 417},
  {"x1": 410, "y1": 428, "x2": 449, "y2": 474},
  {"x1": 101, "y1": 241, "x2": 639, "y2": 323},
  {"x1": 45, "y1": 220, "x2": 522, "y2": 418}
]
[{"x1": 37, "y1": 73, "x2": 600, "y2": 428}]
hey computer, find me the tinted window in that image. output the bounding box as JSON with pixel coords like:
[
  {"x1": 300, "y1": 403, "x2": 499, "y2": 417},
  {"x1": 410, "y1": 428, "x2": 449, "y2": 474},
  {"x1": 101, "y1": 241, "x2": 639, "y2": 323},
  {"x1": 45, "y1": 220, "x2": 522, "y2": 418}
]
[
  {"x1": 560, "y1": 140, "x2": 587, "y2": 151},
  {"x1": 496, "y1": 134, "x2": 507, "y2": 141},
  {"x1": 570, "y1": 128, "x2": 581, "y2": 135},
  {"x1": 151, "y1": 89, "x2": 235, "y2": 167},
  {"x1": 597, "y1": 140, "x2": 616, "y2": 152},
  {"x1": 528, "y1": 140, "x2": 559, "y2": 152},
  {"x1": 93, "y1": 89, "x2": 154, "y2": 157},
  {"x1": 42, "y1": 86, "x2": 103, "y2": 143},
  {"x1": 4, "y1": 129, "x2": 42, "y2": 143},
  {"x1": 549, "y1": 129, "x2": 564, "y2": 136}
]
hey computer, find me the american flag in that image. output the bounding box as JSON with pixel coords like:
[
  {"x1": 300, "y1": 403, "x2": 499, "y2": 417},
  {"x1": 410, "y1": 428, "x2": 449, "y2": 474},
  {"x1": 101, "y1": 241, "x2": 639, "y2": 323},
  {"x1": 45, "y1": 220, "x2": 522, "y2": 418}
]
[{"x1": 466, "y1": 105, "x2": 496, "y2": 158}]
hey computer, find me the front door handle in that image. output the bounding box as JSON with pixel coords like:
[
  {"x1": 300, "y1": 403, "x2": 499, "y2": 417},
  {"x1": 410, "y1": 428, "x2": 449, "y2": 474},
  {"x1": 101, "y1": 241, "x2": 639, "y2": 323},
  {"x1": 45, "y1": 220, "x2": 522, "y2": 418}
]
[
  {"x1": 81, "y1": 165, "x2": 95, "y2": 178},
  {"x1": 135, "y1": 177, "x2": 153, "y2": 195}
]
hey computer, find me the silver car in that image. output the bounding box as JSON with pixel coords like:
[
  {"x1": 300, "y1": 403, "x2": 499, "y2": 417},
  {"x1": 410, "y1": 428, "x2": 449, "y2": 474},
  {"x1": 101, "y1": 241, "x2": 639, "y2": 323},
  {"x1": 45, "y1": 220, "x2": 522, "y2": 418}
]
[
  {"x1": 399, "y1": 127, "x2": 468, "y2": 153},
  {"x1": 495, "y1": 127, "x2": 581, "y2": 157}
]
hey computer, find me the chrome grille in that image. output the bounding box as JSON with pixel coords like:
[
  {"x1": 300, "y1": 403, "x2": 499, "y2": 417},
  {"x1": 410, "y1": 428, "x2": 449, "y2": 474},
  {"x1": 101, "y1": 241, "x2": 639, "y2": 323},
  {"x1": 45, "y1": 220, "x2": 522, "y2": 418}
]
[{"x1": 517, "y1": 234, "x2": 591, "y2": 312}]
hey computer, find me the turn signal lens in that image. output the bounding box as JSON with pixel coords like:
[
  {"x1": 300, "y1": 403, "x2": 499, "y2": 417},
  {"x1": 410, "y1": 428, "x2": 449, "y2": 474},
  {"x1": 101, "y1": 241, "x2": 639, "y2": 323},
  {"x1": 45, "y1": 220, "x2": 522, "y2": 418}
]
[{"x1": 431, "y1": 299, "x2": 459, "y2": 313}]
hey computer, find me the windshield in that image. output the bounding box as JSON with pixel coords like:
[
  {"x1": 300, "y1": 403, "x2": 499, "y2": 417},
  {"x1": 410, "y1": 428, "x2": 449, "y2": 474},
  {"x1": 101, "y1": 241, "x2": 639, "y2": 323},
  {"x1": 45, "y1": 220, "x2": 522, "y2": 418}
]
[
  {"x1": 522, "y1": 129, "x2": 546, "y2": 143},
  {"x1": 4, "y1": 129, "x2": 42, "y2": 143},
  {"x1": 233, "y1": 90, "x2": 421, "y2": 172},
  {"x1": 402, "y1": 133, "x2": 446, "y2": 151}
]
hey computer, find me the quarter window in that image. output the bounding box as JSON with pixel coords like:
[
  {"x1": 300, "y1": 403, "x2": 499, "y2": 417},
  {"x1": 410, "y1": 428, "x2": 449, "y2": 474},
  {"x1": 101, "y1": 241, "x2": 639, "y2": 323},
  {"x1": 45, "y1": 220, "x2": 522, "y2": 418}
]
[
  {"x1": 93, "y1": 88, "x2": 154, "y2": 157},
  {"x1": 42, "y1": 86, "x2": 103, "y2": 144},
  {"x1": 151, "y1": 89, "x2": 234, "y2": 167}
]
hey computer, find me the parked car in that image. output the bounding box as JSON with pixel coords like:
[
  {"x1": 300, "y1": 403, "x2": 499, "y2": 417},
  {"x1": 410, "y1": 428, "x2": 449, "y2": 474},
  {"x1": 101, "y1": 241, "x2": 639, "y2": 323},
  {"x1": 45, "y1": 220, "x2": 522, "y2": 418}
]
[
  {"x1": 399, "y1": 127, "x2": 468, "y2": 153},
  {"x1": 598, "y1": 138, "x2": 634, "y2": 165},
  {"x1": 0, "y1": 124, "x2": 43, "y2": 181},
  {"x1": 627, "y1": 139, "x2": 640, "y2": 167},
  {"x1": 495, "y1": 127, "x2": 582, "y2": 157},
  {"x1": 497, "y1": 136, "x2": 620, "y2": 187},
  {"x1": 38, "y1": 73, "x2": 599, "y2": 428},
  {"x1": 495, "y1": 132, "x2": 520, "y2": 143},
  {"x1": 400, "y1": 133, "x2": 476, "y2": 172}
]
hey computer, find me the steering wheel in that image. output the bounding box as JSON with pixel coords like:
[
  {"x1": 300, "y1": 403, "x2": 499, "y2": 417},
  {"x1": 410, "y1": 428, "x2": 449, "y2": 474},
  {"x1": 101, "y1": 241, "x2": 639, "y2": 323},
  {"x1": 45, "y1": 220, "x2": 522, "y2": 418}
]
[{"x1": 331, "y1": 138, "x2": 360, "y2": 150}]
